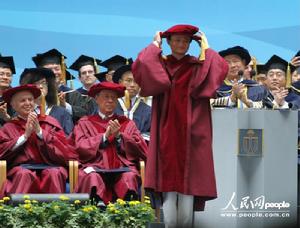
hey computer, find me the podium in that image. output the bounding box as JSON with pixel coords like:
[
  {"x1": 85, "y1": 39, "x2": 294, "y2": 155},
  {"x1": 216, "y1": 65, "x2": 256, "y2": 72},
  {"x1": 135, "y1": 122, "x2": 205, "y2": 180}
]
[{"x1": 194, "y1": 109, "x2": 298, "y2": 228}]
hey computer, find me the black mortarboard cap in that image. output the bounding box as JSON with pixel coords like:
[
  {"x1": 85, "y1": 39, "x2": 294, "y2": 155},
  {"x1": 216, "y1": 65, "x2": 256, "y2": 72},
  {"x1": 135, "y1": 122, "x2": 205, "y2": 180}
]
[
  {"x1": 65, "y1": 70, "x2": 75, "y2": 81},
  {"x1": 32, "y1": 49, "x2": 66, "y2": 67},
  {"x1": 112, "y1": 58, "x2": 133, "y2": 83},
  {"x1": 69, "y1": 55, "x2": 102, "y2": 71},
  {"x1": 264, "y1": 55, "x2": 289, "y2": 72},
  {"x1": 94, "y1": 72, "x2": 107, "y2": 82},
  {"x1": 294, "y1": 50, "x2": 300, "y2": 58},
  {"x1": 219, "y1": 46, "x2": 251, "y2": 65},
  {"x1": 256, "y1": 64, "x2": 267, "y2": 74},
  {"x1": 0, "y1": 55, "x2": 16, "y2": 74},
  {"x1": 100, "y1": 55, "x2": 128, "y2": 71}
]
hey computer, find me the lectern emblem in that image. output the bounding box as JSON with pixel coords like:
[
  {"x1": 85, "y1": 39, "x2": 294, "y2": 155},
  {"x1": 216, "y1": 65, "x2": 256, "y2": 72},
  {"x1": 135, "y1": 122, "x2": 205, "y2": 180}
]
[{"x1": 238, "y1": 129, "x2": 263, "y2": 156}]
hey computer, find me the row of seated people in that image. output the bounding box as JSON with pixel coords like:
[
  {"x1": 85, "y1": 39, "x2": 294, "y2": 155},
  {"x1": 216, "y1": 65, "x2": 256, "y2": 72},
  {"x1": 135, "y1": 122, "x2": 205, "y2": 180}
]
[
  {"x1": 0, "y1": 50, "x2": 152, "y2": 137},
  {"x1": 0, "y1": 82, "x2": 147, "y2": 204}
]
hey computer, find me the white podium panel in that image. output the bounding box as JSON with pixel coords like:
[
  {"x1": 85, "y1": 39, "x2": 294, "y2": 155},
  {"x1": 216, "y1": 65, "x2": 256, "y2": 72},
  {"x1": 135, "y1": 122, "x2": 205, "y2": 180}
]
[{"x1": 194, "y1": 109, "x2": 298, "y2": 228}]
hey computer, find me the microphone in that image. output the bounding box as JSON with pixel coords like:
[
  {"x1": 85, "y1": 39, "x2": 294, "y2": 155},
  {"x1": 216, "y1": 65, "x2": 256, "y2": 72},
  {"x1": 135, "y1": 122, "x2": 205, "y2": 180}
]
[
  {"x1": 250, "y1": 70, "x2": 256, "y2": 78},
  {"x1": 238, "y1": 70, "x2": 244, "y2": 78}
]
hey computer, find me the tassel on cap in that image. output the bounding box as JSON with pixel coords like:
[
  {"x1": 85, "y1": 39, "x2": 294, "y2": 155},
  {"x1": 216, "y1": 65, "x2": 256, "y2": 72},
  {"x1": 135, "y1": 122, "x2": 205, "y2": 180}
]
[
  {"x1": 124, "y1": 90, "x2": 131, "y2": 110},
  {"x1": 199, "y1": 33, "x2": 209, "y2": 61},
  {"x1": 61, "y1": 56, "x2": 67, "y2": 85},
  {"x1": 286, "y1": 63, "x2": 292, "y2": 88}
]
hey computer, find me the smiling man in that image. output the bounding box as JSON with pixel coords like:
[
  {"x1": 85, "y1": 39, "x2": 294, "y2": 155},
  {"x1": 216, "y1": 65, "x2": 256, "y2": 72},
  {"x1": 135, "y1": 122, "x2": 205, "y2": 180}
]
[
  {"x1": 69, "y1": 55, "x2": 102, "y2": 95},
  {"x1": 132, "y1": 24, "x2": 228, "y2": 228},
  {"x1": 70, "y1": 82, "x2": 147, "y2": 204},
  {"x1": 0, "y1": 84, "x2": 76, "y2": 197},
  {"x1": 0, "y1": 54, "x2": 16, "y2": 126},
  {"x1": 263, "y1": 55, "x2": 300, "y2": 109}
]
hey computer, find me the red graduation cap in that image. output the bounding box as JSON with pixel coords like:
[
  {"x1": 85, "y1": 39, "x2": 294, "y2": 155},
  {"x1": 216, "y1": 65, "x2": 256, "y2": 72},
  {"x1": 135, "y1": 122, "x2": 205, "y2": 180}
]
[
  {"x1": 88, "y1": 81, "x2": 125, "y2": 98},
  {"x1": 161, "y1": 24, "x2": 199, "y2": 39},
  {"x1": 3, "y1": 84, "x2": 41, "y2": 103}
]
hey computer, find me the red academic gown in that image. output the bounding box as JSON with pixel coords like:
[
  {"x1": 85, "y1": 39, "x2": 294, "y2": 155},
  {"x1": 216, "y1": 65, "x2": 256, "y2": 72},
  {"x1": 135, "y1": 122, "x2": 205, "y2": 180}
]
[
  {"x1": 0, "y1": 115, "x2": 77, "y2": 197},
  {"x1": 71, "y1": 114, "x2": 147, "y2": 204},
  {"x1": 132, "y1": 44, "x2": 228, "y2": 211}
]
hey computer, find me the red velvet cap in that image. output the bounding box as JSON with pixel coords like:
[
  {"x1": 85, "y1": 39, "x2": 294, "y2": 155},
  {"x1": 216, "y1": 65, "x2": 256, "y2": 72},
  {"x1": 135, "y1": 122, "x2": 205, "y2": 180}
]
[
  {"x1": 88, "y1": 81, "x2": 125, "y2": 98},
  {"x1": 161, "y1": 24, "x2": 199, "y2": 39},
  {"x1": 2, "y1": 84, "x2": 41, "y2": 103}
]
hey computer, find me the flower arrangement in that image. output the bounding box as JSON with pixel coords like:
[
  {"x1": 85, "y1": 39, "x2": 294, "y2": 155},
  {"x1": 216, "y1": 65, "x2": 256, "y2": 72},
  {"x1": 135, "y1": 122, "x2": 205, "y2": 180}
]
[{"x1": 0, "y1": 195, "x2": 155, "y2": 228}]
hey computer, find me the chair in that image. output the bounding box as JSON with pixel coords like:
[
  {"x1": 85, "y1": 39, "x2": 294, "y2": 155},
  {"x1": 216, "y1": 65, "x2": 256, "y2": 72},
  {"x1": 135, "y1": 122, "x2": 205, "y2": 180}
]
[{"x1": 0, "y1": 160, "x2": 78, "y2": 194}]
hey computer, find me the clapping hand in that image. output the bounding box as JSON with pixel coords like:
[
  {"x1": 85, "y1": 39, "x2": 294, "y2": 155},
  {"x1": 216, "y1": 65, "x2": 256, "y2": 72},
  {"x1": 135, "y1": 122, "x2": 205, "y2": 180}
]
[
  {"x1": 273, "y1": 87, "x2": 289, "y2": 106},
  {"x1": 0, "y1": 102, "x2": 10, "y2": 121},
  {"x1": 24, "y1": 112, "x2": 41, "y2": 139},
  {"x1": 105, "y1": 119, "x2": 121, "y2": 139}
]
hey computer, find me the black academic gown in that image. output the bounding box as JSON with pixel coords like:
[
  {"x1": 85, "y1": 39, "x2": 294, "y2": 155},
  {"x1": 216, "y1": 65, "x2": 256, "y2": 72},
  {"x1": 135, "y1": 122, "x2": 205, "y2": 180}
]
[
  {"x1": 76, "y1": 87, "x2": 88, "y2": 96},
  {"x1": 58, "y1": 85, "x2": 97, "y2": 122},
  {"x1": 217, "y1": 79, "x2": 267, "y2": 102},
  {"x1": 49, "y1": 106, "x2": 74, "y2": 135}
]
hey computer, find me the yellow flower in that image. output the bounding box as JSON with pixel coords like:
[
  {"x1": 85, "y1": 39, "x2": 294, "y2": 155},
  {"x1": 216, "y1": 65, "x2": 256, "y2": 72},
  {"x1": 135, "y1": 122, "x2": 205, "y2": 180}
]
[
  {"x1": 24, "y1": 200, "x2": 31, "y2": 204},
  {"x1": 53, "y1": 205, "x2": 60, "y2": 210},
  {"x1": 0, "y1": 206, "x2": 3, "y2": 210},
  {"x1": 144, "y1": 196, "x2": 150, "y2": 200},
  {"x1": 59, "y1": 195, "x2": 69, "y2": 201},
  {"x1": 23, "y1": 204, "x2": 31, "y2": 209},
  {"x1": 145, "y1": 199, "x2": 151, "y2": 204},
  {"x1": 115, "y1": 209, "x2": 120, "y2": 214},
  {"x1": 3, "y1": 197, "x2": 10, "y2": 201},
  {"x1": 32, "y1": 200, "x2": 38, "y2": 204},
  {"x1": 108, "y1": 206, "x2": 116, "y2": 213},
  {"x1": 82, "y1": 207, "x2": 93, "y2": 212},
  {"x1": 74, "y1": 200, "x2": 81, "y2": 204},
  {"x1": 0, "y1": 200, "x2": 4, "y2": 204},
  {"x1": 116, "y1": 198, "x2": 126, "y2": 206},
  {"x1": 129, "y1": 200, "x2": 140, "y2": 206},
  {"x1": 23, "y1": 195, "x2": 30, "y2": 199}
]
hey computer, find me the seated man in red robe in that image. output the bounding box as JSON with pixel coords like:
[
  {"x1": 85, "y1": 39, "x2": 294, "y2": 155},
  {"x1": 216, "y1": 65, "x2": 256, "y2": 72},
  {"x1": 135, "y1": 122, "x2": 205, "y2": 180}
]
[
  {"x1": 71, "y1": 82, "x2": 147, "y2": 204},
  {"x1": 0, "y1": 84, "x2": 76, "y2": 197}
]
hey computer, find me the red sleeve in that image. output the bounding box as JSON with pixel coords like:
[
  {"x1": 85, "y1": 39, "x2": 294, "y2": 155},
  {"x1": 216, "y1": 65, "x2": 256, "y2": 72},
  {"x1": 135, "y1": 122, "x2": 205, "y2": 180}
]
[
  {"x1": 0, "y1": 123, "x2": 20, "y2": 162},
  {"x1": 70, "y1": 117, "x2": 104, "y2": 163},
  {"x1": 190, "y1": 48, "x2": 228, "y2": 99},
  {"x1": 120, "y1": 120, "x2": 148, "y2": 162},
  {"x1": 37, "y1": 116, "x2": 78, "y2": 166},
  {"x1": 132, "y1": 43, "x2": 171, "y2": 96}
]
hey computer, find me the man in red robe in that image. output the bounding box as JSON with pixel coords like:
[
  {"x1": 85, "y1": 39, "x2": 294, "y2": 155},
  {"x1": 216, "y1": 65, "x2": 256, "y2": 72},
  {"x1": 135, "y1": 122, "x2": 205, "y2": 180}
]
[
  {"x1": 71, "y1": 82, "x2": 147, "y2": 204},
  {"x1": 132, "y1": 24, "x2": 228, "y2": 227},
  {"x1": 0, "y1": 84, "x2": 76, "y2": 197}
]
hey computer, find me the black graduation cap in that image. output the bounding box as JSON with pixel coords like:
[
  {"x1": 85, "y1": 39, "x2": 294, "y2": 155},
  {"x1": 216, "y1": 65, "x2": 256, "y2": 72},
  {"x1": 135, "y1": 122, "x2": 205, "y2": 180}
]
[
  {"x1": 256, "y1": 64, "x2": 267, "y2": 74},
  {"x1": 219, "y1": 46, "x2": 251, "y2": 65},
  {"x1": 32, "y1": 49, "x2": 66, "y2": 67},
  {"x1": 294, "y1": 50, "x2": 300, "y2": 58},
  {"x1": 69, "y1": 55, "x2": 102, "y2": 71},
  {"x1": 65, "y1": 70, "x2": 75, "y2": 81},
  {"x1": 100, "y1": 55, "x2": 129, "y2": 70},
  {"x1": 95, "y1": 55, "x2": 129, "y2": 82},
  {"x1": 112, "y1": 58, "x2": 134, "y2": 83},
  {"x1": 264, "y1": 55, "x2": 289, "y2": 72},
  {"x1": 0, "y1": 55, "x2": 16, "y2": 74}
]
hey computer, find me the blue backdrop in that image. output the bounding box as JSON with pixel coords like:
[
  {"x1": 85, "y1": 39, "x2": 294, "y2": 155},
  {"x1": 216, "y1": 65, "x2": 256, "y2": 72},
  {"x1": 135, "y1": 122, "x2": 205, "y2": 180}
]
[{"x1": 1, "y1": 0, "x2": 299, "y2": 88}]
